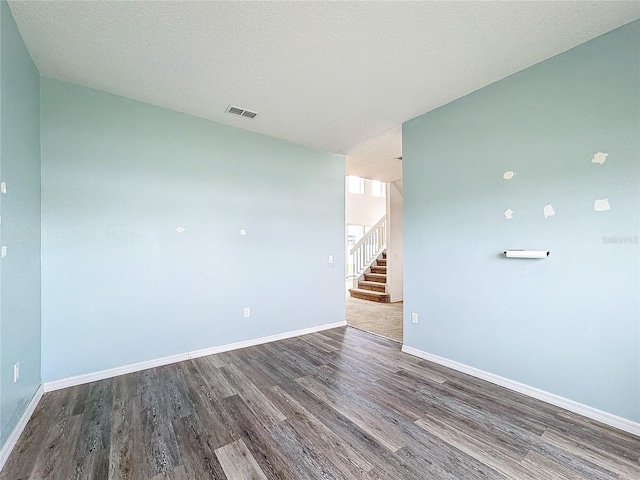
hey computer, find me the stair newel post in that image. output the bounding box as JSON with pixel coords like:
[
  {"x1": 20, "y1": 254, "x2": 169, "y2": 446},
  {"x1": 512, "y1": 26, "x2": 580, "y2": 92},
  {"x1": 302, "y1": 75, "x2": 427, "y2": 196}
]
[{"x1": 356, "y1": 249, "x2": 361, "y2": 278}]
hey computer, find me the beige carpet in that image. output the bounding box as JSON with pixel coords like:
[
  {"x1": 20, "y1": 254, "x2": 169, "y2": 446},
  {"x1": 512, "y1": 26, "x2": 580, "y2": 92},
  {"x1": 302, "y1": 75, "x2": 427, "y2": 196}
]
[{"x1": 346, "y1": 295, "x2": 403, "y2": 343}]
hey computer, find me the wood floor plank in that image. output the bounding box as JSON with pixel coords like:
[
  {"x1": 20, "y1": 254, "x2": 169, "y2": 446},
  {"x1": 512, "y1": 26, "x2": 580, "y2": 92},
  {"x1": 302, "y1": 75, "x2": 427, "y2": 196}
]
[
  {"x1": 267, "y1": 385, "x2": 373, "y2": 478},
  {"x1": 541, "y1": 428, "x2": 640, "y2": 479},
  {"x1": 224, "y1": 351, "x2": 287, "y2": 388},
  {"x1": 421, "y1": 378, "x2": 550, "y2": 436},
  {"x1": 108, "y1": 385, "x2": 142, "y2": 480},
  {"x1": 215, "y1": 439, "x2": 267, "y2": 480},
  {"x1": 171, "y1": 412, "x2": 228, "y2": 479},
  {"x1": 520, "y1": 451, "x2": 593, "y2": 480},
  {"x1": 180, "y1": 371, "x2": 238, "y2": 451},
  {"x1": 2, "y1": 326, "x2": 638, "y2": 480},
  {"x1": 73, "y1": 380, "x2": 113, "y2": 459},
  {"x1": 260, "y1": 340, "x2": 326, "y2": 377},
  {"x1": 0, "y1": 390, "x2": 76, "y2": 480},
  {"x1": 312, "y1": 363, "x2": 497, "y2": 480},
  {"x1": 553, "y1": 410, "x2": 640, "y2": 461},
  {"x1": 148, "y1": 464, "x2": 190, "y2": 480},
  {"x1": 219, "y1": 394, "x2": 298, "y2": 479},
  {"x1": 138, "y1": 372, "x2": 183, "y2": 478},
  {"x1": 73, "y1": 448, "x2": 110, "y2": 480},
  {"x1": 415, "y1": 415, "x2": 533, "y2": 479},
  {"x1": 277, "y1": 378, "x2": 421, "y2": 479},
  {"x1": 439, "y1": 376, "x2": 559, "y2": 433},
  {"x1": 219, "y1": 364, "x2": 287, "y2": 427},
  {"x1": 189, "y1": 357, "x2": 237, "y2": 400},
  {"x1": 295, "y1": 374, "x2": 407, "y2": 452},
  {"x1": 316, "y1": 362, "x2": 429, "y2": 422},
  {"x1": 29, "y1": 414, "x2": 83, "y2": 480},
  {"x1": 393, "y1": 444, "x2": 497, "y2": 480},
  {"x1": 155, "y1": 364, "x2": 195, "y2": 420},
  {"x1": 268, "y1": 420, "x2": 359, "y2": 480},
  {"x1": 415, "y1": 381, "x2": 544, "y2": 456}
]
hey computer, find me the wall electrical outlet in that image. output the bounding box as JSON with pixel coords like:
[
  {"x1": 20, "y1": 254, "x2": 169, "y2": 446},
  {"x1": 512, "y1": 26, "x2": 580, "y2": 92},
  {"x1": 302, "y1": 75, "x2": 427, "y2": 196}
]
[
  {"x1": 243, "y1": 307, "x2": 251, "y2": 318},
  {"x1": 13, "y1": 362, "x2": 19, "y2": 382},
  {"x1": 328, "y1": 254, "x2": 334, "y2": 265},
  {"x1": 411, "y1": 312, "x2": 419, "y2": 324}
]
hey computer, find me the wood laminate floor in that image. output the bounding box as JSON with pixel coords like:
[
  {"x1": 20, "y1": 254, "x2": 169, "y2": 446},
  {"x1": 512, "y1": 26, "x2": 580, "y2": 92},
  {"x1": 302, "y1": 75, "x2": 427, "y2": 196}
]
[{"x1": 2, "y1": 327, "x2": 638, "y2": 479}]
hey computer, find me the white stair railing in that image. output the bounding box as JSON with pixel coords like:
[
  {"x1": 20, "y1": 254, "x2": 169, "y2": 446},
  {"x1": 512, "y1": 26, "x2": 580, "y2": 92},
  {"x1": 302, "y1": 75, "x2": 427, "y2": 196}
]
[{"x1": 349, "y1": 215, "x2": 386, "y2": 288}]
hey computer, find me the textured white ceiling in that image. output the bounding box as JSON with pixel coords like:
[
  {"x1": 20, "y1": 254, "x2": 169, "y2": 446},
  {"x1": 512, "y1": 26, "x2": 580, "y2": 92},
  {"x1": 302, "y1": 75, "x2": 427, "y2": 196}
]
[
  {"x1": 345, "y1": 126, "x2": 403, "y2": 182},
  {"x1": 8, "y1": 1, "x2": 640, "y2": 168}
]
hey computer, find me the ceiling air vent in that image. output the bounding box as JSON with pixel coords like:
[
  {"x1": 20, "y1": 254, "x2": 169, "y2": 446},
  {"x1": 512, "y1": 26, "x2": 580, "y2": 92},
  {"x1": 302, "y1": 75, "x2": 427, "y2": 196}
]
[{"x1": 226, "y1": 105, "x2": 259, "y2": 119}]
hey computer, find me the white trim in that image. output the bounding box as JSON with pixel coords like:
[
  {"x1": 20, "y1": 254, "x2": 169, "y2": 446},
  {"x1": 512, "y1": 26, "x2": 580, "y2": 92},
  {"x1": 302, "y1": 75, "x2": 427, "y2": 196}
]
[
  {"x1": 44, "y1": 352, "x2": 189, "y2": 392},
  {"x1": 401, "y1": 345, "x2": 640, "y2": 437},
  {"x1": 0, "y1": 384, "x2": 44, "y2": 472},
  {"x1": 188, "y1": 321, "x2": 346, "y2": 360},
  {"x1": 44, "y1": 321, "x2": 347, "y2": 392}
]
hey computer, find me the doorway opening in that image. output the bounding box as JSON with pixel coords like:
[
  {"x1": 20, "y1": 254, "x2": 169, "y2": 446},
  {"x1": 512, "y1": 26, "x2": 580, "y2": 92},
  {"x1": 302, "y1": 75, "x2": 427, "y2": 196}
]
[{"x1": 345, "y1": 175, "x2": 403, "y2": 343}]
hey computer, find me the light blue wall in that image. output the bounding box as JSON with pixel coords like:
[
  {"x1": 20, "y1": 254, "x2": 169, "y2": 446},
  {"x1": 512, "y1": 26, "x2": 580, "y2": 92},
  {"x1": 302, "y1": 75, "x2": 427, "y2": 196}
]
[
  {"x1": 40, "y1": 78, "x2": 345, "y2": 382},
  {"x1": 403, "y1": 21, "x2": 639, "y2": 422},
  {"x1": 0, "y1": 0, "x2": 41, "y2": 446}
]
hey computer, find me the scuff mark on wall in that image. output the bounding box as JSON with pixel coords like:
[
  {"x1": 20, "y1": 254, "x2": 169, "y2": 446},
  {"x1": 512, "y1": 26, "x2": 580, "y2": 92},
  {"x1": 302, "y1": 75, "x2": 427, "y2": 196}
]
[
  {"x1": 504, "y1": 208, "x2": 514, "y2": 220},
  {"x1": 543, "y1": 204, "x2": 556, "y2": 218},
  {"x1": 594, "y1": 198, "x2": 611, "y2": 211},
  {"x1": 591, "y1": 152, "x2": 608, "y2": 164},
  {"x1": 503, "y1": 171, "x2": 516, "y2": 180}
]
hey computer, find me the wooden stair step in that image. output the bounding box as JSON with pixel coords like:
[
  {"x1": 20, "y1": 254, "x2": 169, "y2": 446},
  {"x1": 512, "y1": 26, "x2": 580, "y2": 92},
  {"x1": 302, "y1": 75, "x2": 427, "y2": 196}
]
[
  {"x1": 370, "y1": 266, "x2": 387, "y2": 274},
  {"x1": 363, "y1": 273, "x2": 386, "y2": 283},
  {"x1": 348, "y1": 288, "x2": 389, "y2": 303},
  {"x1": 376, "y1": 259, "x2": 387, "y2": 266},
  {"x1": 358, "y1": 280, "x2": 386, "y2": 293}
]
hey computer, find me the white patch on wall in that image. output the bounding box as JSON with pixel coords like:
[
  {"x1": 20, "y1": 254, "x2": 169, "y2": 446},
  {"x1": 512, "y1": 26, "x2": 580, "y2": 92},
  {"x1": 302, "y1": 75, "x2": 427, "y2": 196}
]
[
  {"x1": 594, "y1": 198, "x2": 611, "y2": 212},
  {"x1": 240, "y1": 228, "x2": 247, "y2": 236},
  {"x1": 543, "y1": 204, "x2": 556, "y2": 218},
  {"x1": 504, "y1": 208, "x2": 514, "y2": 220},
  {"x1": 502, "y1": 171, "x2": 516, "y2": 180},
  {"x1": 0, "y1": 182, "x2": 6, "y2": 194},
  {"x1": 591, "y1": 152, "x2": 608, "y2": 164},
  {"x1": 176, "y1": 226, "x2": 186, "y2": 234},
  {"x1": 1, "y1": 246, "x2": 7, "y2": 258}
]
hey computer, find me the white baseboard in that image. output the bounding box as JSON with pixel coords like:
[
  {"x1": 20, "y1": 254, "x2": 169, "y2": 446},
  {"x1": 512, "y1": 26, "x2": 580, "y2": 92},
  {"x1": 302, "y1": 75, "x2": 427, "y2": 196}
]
[
  {"x1": 401, "y1": 345, "x2": 640, "y2": 437},
  {"x1": 0, "y1": 384, "x2": 44, "y2": 472},
  {"x1": 44, "y1": 352, "x2": 190, "y2": 392},
  {"x1": 188, "y1": 321, "x2": 346, "y2": 360},
  {"x1": 44, "y1": 320, "x2": 347, "y2": 392}
]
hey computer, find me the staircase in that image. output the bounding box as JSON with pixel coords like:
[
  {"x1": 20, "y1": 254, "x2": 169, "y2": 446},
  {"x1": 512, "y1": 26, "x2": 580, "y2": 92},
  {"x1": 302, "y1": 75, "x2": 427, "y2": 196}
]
[{"x1": 348, "y1": 251, "x2": 389, "y2": 303}]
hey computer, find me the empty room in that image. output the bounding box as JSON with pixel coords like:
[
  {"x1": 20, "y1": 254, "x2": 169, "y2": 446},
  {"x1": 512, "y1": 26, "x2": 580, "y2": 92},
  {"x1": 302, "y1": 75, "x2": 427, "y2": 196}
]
[{"x1": 0, "y1": 1, "x2": 639, "y2": 479}]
